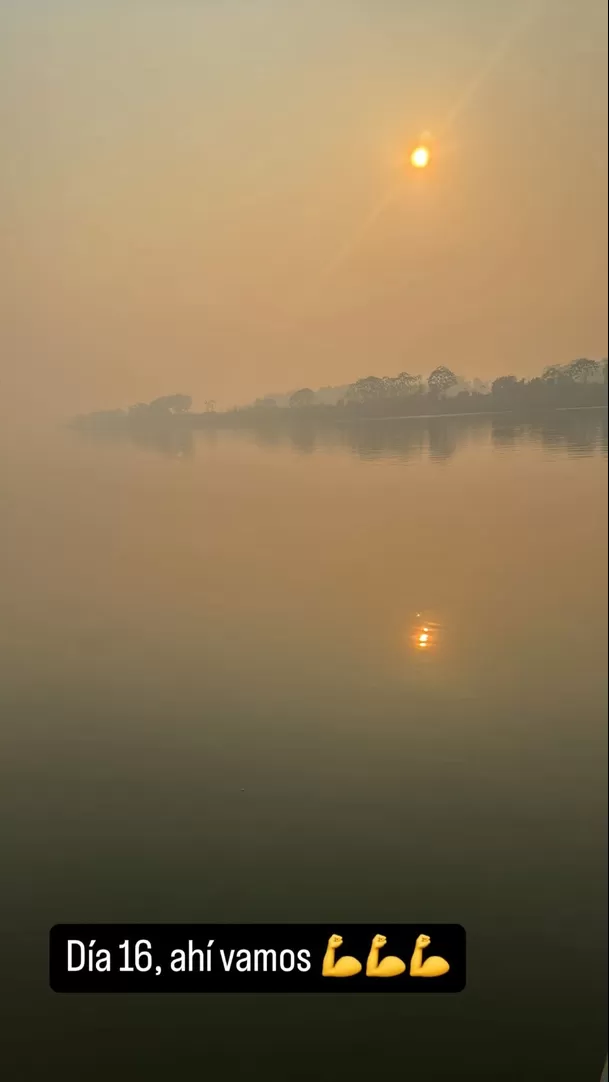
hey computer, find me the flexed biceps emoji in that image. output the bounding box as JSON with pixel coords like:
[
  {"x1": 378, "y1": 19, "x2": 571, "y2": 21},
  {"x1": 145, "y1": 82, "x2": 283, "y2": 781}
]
[
  {"x1": 410, "y1": 934, "x2": 450, "y2": 977},
  {"x1": 366, "y1": 934, "x2": 406, "y2": 978},
  {"x1": 322, "y1": 934, "x2": 362, "y2": 978},
  {"x1": 321, "y1": 930, "x2": 450, "y2": 982}
]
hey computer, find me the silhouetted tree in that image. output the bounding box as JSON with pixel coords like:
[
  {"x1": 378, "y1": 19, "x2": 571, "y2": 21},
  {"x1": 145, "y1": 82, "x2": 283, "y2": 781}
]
[
  {"x1": 491, "y1": 375, "x2": 526, "y2": 402},
  {"x1": 567, "y1": 358, "x2": 599, "y2": 383},
  {"x1": 289, "y1": 388, "x2": 317, "y2": 408},
  {"x1": 428, "y1": 366, "x2": 458, "y2": 397},
  {"x1": 346, "y1": 376, "x2": 387, "y2": 403},
  {"x1": 148, "y1": 394, "x2": 192, "y2": 413},
  {"x1": 542, "y1": 364, "x2": 569, "y2": 384},
  {"x1": 128, "y1": 402, "x2": 151, "y2": 418},
  {"x1": 385, "y1": 371, "x2": 421, "y2": 396},
  {"x1": 492, "y1": 375, "x2": 517, "y2": 393}
]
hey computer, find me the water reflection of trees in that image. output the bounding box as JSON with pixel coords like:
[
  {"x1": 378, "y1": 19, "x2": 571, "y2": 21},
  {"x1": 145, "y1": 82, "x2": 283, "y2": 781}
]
[
  {"x1": 73, "y1": 422, "x2": 195, "y2": 458},
  {"x1": 129, "y1": 424, "x2": 195, "y2": 457},
  {"x1": 281, "y1": 412, "x2": 607, "y2": 462},
  {"x1": 287, "y1": 425, "x2": 317, "y2": 455},
  {"x1": 427, "y1": 418, "x2": 460, "y2": 462},
  {"x1": 337, "y1": 420, "x2": 427, "y2": 462},
  {"x1": 491, "y1": 412, "x2": 607, "y2": 457},
  {"x1": 73, "y1": 410, "x2": 608, "y2": 462},
  {"x1": 328, "y1": 414, "x2": 492, "y2": 463},
  {"x1": 534, "y1": 412, "x2": 607, "y2": 456}
]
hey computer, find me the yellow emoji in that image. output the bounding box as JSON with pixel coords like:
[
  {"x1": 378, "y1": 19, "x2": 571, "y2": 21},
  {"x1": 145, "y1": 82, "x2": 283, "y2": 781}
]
[
  {"x1": 366, "y1": 934, "x2": 406, "y2": 977},
  {"x1": 322, "y1": 934, "x2": 362, "y2": 977},
  {"x1": 410, "y1": 934, "x2": 450, "y2": 977}
]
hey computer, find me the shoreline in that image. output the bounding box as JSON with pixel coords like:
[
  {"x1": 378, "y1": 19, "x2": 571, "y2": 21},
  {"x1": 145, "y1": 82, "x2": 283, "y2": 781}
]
[
  {"x1": 334, "y1": 404, "x2": 608, "y2": 424},
  {"x1": 70, "y1": 401, "x2": 608, "y2": 435}
]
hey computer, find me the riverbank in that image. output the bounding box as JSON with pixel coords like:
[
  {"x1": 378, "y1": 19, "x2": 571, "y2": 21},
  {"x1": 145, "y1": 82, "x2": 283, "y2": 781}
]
[{"x1": 70, "y1": 386, "x2": 607, "y2": 437}]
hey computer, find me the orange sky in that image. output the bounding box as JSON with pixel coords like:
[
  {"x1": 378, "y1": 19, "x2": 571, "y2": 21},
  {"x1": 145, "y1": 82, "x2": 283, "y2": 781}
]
[{"x1": 1, "y1": 0, "x2": 607, "y2": 416}]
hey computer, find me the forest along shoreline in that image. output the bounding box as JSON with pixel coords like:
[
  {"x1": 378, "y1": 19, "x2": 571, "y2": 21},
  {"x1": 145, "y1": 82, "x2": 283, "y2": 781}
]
[{"x1": 70, "y1": 359, "x2": 608, "y2": 436}]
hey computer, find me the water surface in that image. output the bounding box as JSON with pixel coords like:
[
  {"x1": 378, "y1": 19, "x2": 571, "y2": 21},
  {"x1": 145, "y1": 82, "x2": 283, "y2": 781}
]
[{"x1": 2, "y1": 411, "x2": 607, "y2": 1081}]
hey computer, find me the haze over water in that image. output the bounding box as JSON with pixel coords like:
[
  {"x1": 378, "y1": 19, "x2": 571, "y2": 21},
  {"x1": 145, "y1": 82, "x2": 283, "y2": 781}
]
[{"x1": 2, "y1": 413, "x2": 606, "y2": 1080}]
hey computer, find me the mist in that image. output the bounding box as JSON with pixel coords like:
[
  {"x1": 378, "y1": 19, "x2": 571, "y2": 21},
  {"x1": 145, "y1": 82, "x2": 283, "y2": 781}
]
[{"x1": 1, "y1": 0, "x2": 607, "y2": 421}]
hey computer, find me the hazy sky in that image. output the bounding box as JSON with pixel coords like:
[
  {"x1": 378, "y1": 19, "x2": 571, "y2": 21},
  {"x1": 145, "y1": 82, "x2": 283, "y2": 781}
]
[{"x1": 1, "y1": 0, "x2": 607, "y2": 415}]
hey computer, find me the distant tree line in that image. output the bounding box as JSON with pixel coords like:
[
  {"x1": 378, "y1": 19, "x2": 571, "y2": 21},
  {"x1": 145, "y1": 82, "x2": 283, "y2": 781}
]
[
  {"x1": 247, "y1": 358, "x2": 607, "y2": 417},
  {"x1": 71, "y1": 394, "x2": 192, "y2": 431},
  {"x1": 70, "y1": 358, "x2": 607, "y2": 433}
]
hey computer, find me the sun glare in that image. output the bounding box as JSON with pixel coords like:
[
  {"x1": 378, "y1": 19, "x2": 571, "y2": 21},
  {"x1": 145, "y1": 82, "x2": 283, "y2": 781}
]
[
  {"x1": 410, "y1": 617, "x2": 440, "y2": 652},
  {"x1": 410, "y1": 146, "x2": 430, "y2": 169}
]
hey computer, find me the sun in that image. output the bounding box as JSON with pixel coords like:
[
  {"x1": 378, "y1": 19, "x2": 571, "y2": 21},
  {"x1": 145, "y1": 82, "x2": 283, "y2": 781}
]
[{"x1": 410, "y1": 145, "x2": 430, "y2": 169}]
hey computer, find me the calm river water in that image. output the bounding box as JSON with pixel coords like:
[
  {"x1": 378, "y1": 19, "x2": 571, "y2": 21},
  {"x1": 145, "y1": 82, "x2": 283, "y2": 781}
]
[{"x1": 2, "y1": 410, "x2": 607, "y2": 1081}]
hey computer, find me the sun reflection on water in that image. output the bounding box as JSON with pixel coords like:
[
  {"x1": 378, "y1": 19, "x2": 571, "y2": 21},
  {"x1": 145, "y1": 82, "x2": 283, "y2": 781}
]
[{"x1": 411, "y1": 615, "x2": 440, "y2": 652}]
